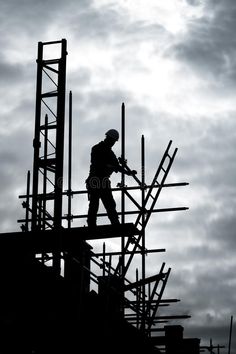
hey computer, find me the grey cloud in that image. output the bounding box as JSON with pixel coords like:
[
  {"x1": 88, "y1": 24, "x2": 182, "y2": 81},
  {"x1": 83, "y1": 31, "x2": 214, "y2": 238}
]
[
  {"x1": 68, "y1": 4, "x2": 124, "y2": 41},
  {"x1": 0, "y1": 97, "x2": 34, "y2": 233},
  {"x1": 85, "y1": 88, "x2": 130, "y2": 110},
  {"x1": 0, "y1": 0, "x2": 70, "y2": 31},
  {"x1": 0, "y1": 59, "x2": 23, "y2": 82},
  {"x1": 68, "y1": 67, "x2": 92, "y2": 90},
  {"x1": 207, "y1": 214, "x2": 236, "y2": 249},
  {"x1": 153, "y1": 199, "x2": 236, "y2": 262},
  {"x1": 184, "y1": 323, "x2": 233, "y2": 348},
  {"x1": 128, "y1": 108, "x2": 236, "y2": 205},
  {"x1": 162, "y1": 260, "x2": 236, "y2": 345},
  {"x1": 148, "y1": 202, "x2": 235, "y2": 348},
  {"x1": 185, "y1": 0, "x2": 202, "y2": 5},
  {"x1": 57, "y1": 1, "x2": 168, "y2": 47},
  {"x1": 169, "y1": 0, "x2": 236, "y2": 86},
  {"x1": 149, "y1": 113, "x2": 236, "y2": 198},
  {"x1": 70, "y1": 87, "x2": 134, "y2": 131}
]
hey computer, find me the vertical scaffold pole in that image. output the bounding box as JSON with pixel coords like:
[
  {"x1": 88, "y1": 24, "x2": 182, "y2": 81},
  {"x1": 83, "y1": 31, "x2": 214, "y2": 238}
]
[
  {"x1": 228, "y1": 315, "x2": 233, "y2": 354},
  {"x1": 68, "y1": 91, "x2": 72, "y2": 229},
  {"x1": 43, "y1": 114, "x2": 48, "y2": 231},
  {"x1": 121, "y1": 102, "x2": 125, "y2": 225},
  {"x1": 141, "y1": 134, "x2": 146, "y2": 329},
  {"x1": 53, "y1": 39, "x2": 67, "y2": 274},
  {"x1": 24, "y1": 170, "x2": 31, "y2": 232},
  {"x1": 120, "y1": 102, "x2": 126, "y2": 314},
  {"x1": 121, "y1": 103, "x2": 125, "y2": 276},
  {"x1": 32, "y1": 42, "x2": 43, "y2": 231},
  {"x1": 54, "y1": 38, "x2": 67, "y2": 230}
]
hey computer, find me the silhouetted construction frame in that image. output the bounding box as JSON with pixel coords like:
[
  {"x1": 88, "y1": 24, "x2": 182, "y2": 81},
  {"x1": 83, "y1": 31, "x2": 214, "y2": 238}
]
[{"x1": 16, "y1": 39, "x2": 227, "y2": 353}]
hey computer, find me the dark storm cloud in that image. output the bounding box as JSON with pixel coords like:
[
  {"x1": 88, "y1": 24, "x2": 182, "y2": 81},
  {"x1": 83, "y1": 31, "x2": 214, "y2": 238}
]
[
  {"x1": 170, "y1": 0, "x2": 236, "y2": 86},
  {"x1": 159, "y1": 247, "x2": 235, "y2": 347},
  {"x1": 169, "y1": 267, "x2": 236, "y2": 342},
  {"x1": 0, "y1": 0, "x2": 71, "y2": 32},
  {"x1": 184, "y1": 322, "x2": 233, "y2": 349},
  {"x1": 145, "y1": 108, "x2": 236, "y2": 351}
]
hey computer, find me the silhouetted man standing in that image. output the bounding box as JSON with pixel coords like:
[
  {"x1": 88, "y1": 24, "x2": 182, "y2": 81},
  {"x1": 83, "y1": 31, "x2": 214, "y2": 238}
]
[{"x1": 86, "y1": 129, "x2": 136, "y2": 227}]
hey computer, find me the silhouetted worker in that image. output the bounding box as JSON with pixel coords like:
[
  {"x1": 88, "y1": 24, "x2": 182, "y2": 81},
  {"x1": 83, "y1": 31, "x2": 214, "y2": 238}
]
[{"x1": 86, "y1": 129, "x2": 137, "y2": 227}]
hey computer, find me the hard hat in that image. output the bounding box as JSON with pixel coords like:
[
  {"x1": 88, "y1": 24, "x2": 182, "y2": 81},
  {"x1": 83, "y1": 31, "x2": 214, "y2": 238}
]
[{"x1": 105, "y1": 129, "x2": 119, "y2": 141}]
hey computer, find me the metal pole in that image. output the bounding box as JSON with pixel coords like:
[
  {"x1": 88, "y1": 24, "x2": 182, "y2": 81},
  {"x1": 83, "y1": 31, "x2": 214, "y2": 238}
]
[
  {"x1": 32, "y1": 41, "x2": 43, "y2": 231},
  {"x1": 54, "y1": 38, "x2": 67, "y2": 230},
  {"x1": 25, "y1": 170, "x2": 30, "y2": 232},
  {"x1": 68, "y1": 91, "x2": 72, "y2": 228},
  {"x1": 228, "y1": 315, "x2": 233, "y2": 354},
  {"x1": 121, "y1": 103, "x2": 125, "y2": 273},
  {"x1": 121, "y1": 102, "x2": 125, "y2": 225},
  {"x1": 53, "y1": 39, "x2": 67, "y2": 274},
  {"x1": 43, "y1": 114, "x2": 48, "y2": 231},
  {"x1": 210, "y1": 339, "x2": 213, "y2": 354},
  {"x1": 136, "y1": 268, "x2": 140, "y2": 328},
  {"x1": 120, "y1": 102, "x2": 125, "y2": 315},
  {"x1": 141, "y1": 134, "x2": 146, "y2": 330},
  {"x1": 41, "y1": 114, "x2": 48, "y2": 263}
]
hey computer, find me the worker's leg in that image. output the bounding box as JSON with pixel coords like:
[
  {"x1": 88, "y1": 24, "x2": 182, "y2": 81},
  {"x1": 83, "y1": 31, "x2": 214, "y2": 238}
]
[
  {"x1": 100, "y1": 183, "x2": 120, "y2": 225},
  {"x1": 87, "y1": 189, "x2": 100, "y2": 227}
]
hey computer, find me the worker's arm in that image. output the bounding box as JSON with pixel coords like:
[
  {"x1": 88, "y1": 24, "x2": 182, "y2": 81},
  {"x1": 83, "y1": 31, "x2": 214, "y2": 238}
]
[
  {"x1": 107, "y1": 163, "x2": 137, "y2": 175},
  {"x1": 118, "y1": 156, "x2": 138, "y2": 176},
  {"x1": 108, "y1": 154, "x2": 137, "y2": 175}
]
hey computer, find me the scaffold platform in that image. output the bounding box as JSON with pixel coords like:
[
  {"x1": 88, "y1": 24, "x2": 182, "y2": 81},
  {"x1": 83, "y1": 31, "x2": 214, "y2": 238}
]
[{"x1": 0, "y1": 223, "x2": 140, "y2": 254}]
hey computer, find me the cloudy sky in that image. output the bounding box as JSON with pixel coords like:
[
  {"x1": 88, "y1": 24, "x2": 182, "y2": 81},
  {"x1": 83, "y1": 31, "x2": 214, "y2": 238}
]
[{"x1": 0, "y1": 0, "x2": 236, "y2": 352}]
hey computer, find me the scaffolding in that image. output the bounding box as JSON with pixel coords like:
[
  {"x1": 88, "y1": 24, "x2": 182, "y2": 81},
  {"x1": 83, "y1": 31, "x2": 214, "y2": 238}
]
[{"x1": 16, "y1": 39, "x2": 226, "y2": 353}]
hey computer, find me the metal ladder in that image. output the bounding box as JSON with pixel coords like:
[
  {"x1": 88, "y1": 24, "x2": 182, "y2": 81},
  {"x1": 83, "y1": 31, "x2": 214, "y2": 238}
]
[
  {"x1": 31, "y1": 39, "x2": 67, "y2": 232},
  {"x1": 119, "y1": 140, "x2": 177, "y2": 277}
]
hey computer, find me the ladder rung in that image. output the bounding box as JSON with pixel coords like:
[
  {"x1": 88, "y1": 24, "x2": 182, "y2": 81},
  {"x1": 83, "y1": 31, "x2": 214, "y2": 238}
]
[
  {"x1": 42, "y1": 58, "x2": 60, "y2": 65},
  {"x1": 40, "y1": 124, "x2": 57, "y2": 130},
  {"x1": 39, "y1": 158, "x2": 56, "y2": 165},
  {"x1": 41, "y1": 92, "x2": 58, "y2": 98},
  {"x1": 43, "y1": 40, "x2": 63, "y2": 45}
]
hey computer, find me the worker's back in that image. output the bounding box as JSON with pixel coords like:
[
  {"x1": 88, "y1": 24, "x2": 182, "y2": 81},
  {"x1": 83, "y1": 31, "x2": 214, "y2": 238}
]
[{"x1": 89, "y1": 140, "x2": 119, "y2": 178}]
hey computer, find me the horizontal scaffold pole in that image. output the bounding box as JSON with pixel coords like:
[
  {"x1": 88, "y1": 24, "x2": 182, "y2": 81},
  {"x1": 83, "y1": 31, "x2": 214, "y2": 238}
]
[
  {"x1": 18, "y1": 182, "x2": 189, "y2": 199},
  {"x1": 93, "y1": 248, "x2": 166, "y2": 257}
]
